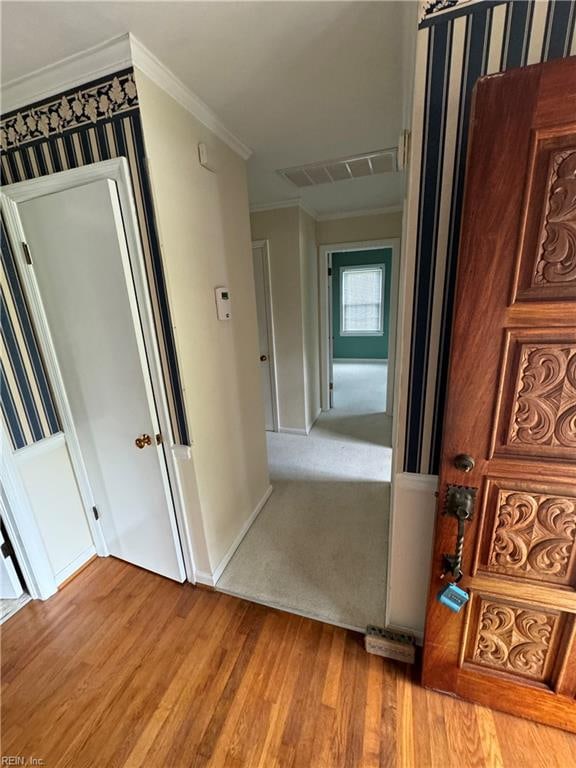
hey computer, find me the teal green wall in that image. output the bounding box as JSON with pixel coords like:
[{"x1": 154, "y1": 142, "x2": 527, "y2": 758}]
[{"x1": 332, "y1": 248, "x2": 391, "y2": 359}]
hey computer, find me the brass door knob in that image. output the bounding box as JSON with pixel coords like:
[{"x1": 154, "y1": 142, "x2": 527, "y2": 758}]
[{"x1": 135, "y1": 434, "x2": 152, "y2": 449}]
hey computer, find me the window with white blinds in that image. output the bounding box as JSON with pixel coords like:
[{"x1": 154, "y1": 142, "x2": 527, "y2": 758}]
[{"x1": 340, "y1": 265, "x2": 384, "y2": 336}]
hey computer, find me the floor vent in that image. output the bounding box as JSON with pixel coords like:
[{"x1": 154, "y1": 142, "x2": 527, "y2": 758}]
[
  {"x1": 365, "y1": 625, "x2": 416, "y2": 664},
  {"x1": 277, "y1": 148, "x2": 398, "y2": 188}
]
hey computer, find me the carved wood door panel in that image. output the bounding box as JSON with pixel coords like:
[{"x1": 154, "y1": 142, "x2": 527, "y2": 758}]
[{"x1": 422, "y1": 56, "x2": 576, "y2": 732}]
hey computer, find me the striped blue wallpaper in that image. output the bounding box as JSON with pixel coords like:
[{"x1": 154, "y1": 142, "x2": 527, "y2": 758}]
[
  {"x1": 1, "y1": 215, "x2": 60, "y2": 448},
  {"x1": 404, "y1": 0, "x2": 576, "y2": 473},
  {"x1": 0, "y1": 69, "x2": 190, "y2": 448}
]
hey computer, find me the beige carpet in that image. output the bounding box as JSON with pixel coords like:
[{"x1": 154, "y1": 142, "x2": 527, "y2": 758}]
[{"x1": 217, "y1": 361, "x2": 391, "y2": 630}]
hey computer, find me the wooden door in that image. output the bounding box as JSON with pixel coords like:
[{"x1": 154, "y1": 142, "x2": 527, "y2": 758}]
[{"x1": 422, "y1": 56, "x2": 576, "y2": 732}]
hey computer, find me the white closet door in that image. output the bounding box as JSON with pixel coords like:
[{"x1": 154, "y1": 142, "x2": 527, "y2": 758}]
[{"x1": 19, "y1": 180, "x2": 185, "y2": 582}]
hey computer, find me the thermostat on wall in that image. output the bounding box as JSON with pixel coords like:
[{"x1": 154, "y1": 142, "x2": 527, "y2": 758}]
[
  {"x1": 198, "y1": 142, "x2": 216, "y2": 172},
  {"x1": 215, "y1": 286, "x2": 231, "y2": 320}
]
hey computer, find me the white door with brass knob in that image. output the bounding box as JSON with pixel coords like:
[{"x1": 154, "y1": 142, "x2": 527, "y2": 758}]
[
  {"x1": 252, "y1": 241, "x2": 277, "y2": 431},
  {"x1": 17, "y1": 180, "x2": 186, "y2": 582}
]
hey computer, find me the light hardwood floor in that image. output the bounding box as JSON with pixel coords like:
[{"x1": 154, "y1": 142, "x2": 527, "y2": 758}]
[{"x1": 2, "y1": 558, "x2": 575, "y2": 767}]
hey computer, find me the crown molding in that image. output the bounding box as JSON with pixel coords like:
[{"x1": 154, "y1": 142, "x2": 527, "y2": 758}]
[
  {"x1": 315, "y1": 205, "x2": 403, "y2": 222},
  {"x1": 1, "y1": 35, "x2": 132, "y2": 115},
  {"x1": 297, "y1": 200, "x2": 318, "y2": 219},
  {"x1": 129, "y1": 35, "x2": 252, "y2": 160},
  {"x1": 249, "y1": 199, "x2": 318, "y2": 219},
  {"x1": 0, "y1": 33, "x2": 252, "y2": 161},
  {"x1": 250, "y1": 199, "x2": 301, "y2": 213},
  {"x1": 250, "y1": 201, "x2": 403, "y2": 222}
]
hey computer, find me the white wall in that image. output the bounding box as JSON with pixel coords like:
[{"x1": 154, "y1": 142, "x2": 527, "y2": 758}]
[
  {"x1": 316, "y1": 210, "x2": 403, "y2": 245},
  {"x1": 14, "y1": 434, "x2": 95, "y2": 585},
  {"x1": 135, "y1": 70, "x2": 271, "y2": 581}
]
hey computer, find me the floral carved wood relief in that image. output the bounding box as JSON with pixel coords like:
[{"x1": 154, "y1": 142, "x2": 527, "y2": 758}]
[
  {"x1": 488, "y1": 488, "x2": 576, "y2": 583},
  {"x1": 532, "y1": 149, "x2": 576, "y2": 287},
  {"x1": 470, "y1": 600, "x2": 558, "y2": 681},
  {"x1": 509, "y1": 344, "x2": 576, "y2": 451}
]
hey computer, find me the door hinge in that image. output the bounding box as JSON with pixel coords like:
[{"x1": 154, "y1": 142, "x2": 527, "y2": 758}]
[
  {"x1": 328, "y1": 267, "x2": 332, "y2": 277},
  {"x1": 1, "y1": 539, "x2": 14, "y2": 559},
  {"x1": 22, "y1": 242, "x2": 32, "y2": 265},
  {"x1": 329, "y1": 382, "x2": 334, "y2": 390},
  {"x1": 92, "y1": 506, "x2": 100, "y2": 521},
  {"x1": 156, "y1": 433, "x2": 163, "y2": 445}
]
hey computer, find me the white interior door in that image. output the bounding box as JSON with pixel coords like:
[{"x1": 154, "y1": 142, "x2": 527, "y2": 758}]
[
  {"x1": 252, "y1": 243, "x2": 276, "y2": 431},
  {"x1": 0, "y1": 528, "x2": 24, "y2": 599},
  {"x1": 18, "y1": 180, "x2": 185, "y2": 582}
]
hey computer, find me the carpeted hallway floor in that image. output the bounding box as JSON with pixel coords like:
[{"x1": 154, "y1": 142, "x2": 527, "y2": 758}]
[{"x1": 217, "y1": 361, "x2": 391, "y2": 630}]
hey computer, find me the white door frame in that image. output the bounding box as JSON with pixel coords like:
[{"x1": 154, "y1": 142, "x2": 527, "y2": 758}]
[
  {"x1": 1, "y1": 159, "x2": 197, "y2": 583},
  {"x1": 252, "y1": 239, "x2": 280, "y2": 432},
  {"x1": 318, "y1": 238, "x2": 400, "y2": 414}
]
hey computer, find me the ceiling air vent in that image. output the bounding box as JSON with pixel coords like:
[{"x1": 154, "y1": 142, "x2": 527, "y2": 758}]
[{"x1": 277, "y1": 148, "x2": 397, "y2": 189}]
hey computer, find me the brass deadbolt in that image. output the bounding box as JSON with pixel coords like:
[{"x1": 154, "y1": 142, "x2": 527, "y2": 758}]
[{"x1": 454, "y1": 453, "x2": 475, "y2": 472}]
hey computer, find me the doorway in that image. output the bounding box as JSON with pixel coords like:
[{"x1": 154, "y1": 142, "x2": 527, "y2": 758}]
[
  {"x1": 2, "y1": 161, "x2": 191, "y2": 586},
  {"x1": 218, "y1": 236, "x2": 399, "y2": 630},
  {"x1": 320, "y1": 239, "x2": 399, "y2": 417},
  {"x1": 330, "y1": 249, "x2": 390, "y2": 428}
]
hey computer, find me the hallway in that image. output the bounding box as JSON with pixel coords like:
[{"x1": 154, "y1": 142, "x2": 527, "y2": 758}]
[{"x1": 217, "y1": 361, "x2": 391, "y2": 629}]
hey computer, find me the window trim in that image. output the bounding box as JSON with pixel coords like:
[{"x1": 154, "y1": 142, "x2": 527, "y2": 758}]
[{"x1": 339, "y1": 263, "x2": 385, "y2": 337}]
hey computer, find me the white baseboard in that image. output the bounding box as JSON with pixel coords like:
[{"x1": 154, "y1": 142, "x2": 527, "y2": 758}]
[
  {"x1": 194, "y1": 569, "x2": 216, "y2": 587},
  {"x1": 196, "y1": 485, "x2": 274, "y2": 587},
  {"x1": 305, "y1": 408, "x2": 322, "y2": 434},
  {"x1": 195, "y1": 568, "x2": 216, "y2": 587},
  {"x1": 278, "y1": 426, "x2": 308, "y2": 436},
  {"x1": 334, "y1": 358, "x2": 388, "y2": 364},
  {"x1": 55, "y1": 544, "x2": 96, "y2": 586}
]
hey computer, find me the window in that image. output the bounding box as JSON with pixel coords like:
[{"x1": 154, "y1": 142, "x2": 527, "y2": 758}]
[{"x1": 340, "y1": 265, "x2": 384, "y2": 336}]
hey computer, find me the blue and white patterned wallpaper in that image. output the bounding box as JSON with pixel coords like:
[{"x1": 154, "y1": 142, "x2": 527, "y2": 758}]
[
  {"x1": 404, "y1": 0, "x2": 576, "y2": 473},
  {"x1": 0, "y1": 69, "x2": 191, "y2": 449},
  {"x1": 1, "y1": 215, "x2": 60, "y2": 448}
]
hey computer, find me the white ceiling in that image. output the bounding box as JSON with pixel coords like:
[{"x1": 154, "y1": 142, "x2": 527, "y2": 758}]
[{"x1": 1, "y1": 1, "x2": 414, "y2": 215}]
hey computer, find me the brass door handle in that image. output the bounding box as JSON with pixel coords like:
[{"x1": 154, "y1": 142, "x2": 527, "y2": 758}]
[{"x1": 135, "y1": 434, "x2": 152, "y2": 449}]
